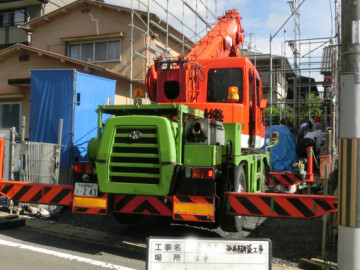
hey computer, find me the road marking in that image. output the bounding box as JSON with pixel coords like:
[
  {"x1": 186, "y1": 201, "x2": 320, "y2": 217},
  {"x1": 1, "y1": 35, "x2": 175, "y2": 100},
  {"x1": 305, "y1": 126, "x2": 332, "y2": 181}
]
[{"x1": 0, "y1": 239, "x2": 136, "y2": 270}]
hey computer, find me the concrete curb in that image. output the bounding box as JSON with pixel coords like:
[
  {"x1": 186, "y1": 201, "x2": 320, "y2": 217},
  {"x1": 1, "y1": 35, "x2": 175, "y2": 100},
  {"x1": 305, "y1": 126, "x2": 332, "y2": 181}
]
[
  {"x1": 0, "y1": 212, "x2": 26, "y2": 230},
  {"x1": 298, "y1": 258, "x2": 337, "y2": 270}
]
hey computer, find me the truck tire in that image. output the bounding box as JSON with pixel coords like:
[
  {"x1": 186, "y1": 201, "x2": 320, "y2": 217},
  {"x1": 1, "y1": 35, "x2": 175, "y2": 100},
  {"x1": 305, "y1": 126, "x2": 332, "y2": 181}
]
[
  {"x1": 113, "y1": 213, "x2": 143, "y2": 224},
  {"x1": 220, "y1": 165, "x2": 246, "y2": 233}
]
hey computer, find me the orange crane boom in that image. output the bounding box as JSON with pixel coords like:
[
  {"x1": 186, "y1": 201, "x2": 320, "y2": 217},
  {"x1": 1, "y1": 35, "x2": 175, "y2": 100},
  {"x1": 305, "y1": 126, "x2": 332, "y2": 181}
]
[{"x1": 186, "y1": 9, "x2": 244, "y2": 60}]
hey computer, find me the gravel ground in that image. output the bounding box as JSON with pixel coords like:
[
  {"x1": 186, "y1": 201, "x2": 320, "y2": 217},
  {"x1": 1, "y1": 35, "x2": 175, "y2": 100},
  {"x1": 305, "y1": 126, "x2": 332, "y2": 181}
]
[{"x1": 49, "y1": 207, "x2": 338, "y2": 268}]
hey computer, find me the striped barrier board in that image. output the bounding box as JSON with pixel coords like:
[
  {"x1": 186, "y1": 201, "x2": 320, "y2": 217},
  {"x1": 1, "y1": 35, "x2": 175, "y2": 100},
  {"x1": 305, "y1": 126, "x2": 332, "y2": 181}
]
[
  {"x1": 1, "y1": 181, "x2": 337, "y2": 219},
  {"x1": 226, "y1": 192, "x2": 337, "y2": 218},
  {"x1": 114, "y1": 194, "x2": 173, "y2": 216},
  {"x1": 72, "y1": 206, "x2": 107, "y2": 215},
  {"x1": 114, "y1": 195, "x2": 215, "y2": 222},
  {"x1": 0, "y1": 181, "x2": 73, "y2": 206},
  {"x1": 269, "y1": 172, "x2": 314, "y2": 186}
]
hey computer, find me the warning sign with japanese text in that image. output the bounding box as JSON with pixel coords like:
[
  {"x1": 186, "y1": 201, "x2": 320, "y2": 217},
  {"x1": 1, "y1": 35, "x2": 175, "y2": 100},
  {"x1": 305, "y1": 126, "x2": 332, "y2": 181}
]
[{"x1": 147, "y1": 237, "x2": 271, "y2": 270}]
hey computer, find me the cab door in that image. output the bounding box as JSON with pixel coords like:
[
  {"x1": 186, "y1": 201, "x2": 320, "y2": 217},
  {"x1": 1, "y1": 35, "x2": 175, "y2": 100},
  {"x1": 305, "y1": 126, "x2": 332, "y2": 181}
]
[
  {"x1": 249, "y1": 68, "x2": 263, "y2": 148},
  {"x1": 255, "y1": 73, "x2": 264, "y2": 148}
]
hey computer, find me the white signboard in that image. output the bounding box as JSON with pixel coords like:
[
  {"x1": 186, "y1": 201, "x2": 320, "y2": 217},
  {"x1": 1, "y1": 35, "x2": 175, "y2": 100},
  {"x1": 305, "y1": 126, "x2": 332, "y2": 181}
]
[{"x1": 147, "y1": 237, "x2": 271, "y2": 270}]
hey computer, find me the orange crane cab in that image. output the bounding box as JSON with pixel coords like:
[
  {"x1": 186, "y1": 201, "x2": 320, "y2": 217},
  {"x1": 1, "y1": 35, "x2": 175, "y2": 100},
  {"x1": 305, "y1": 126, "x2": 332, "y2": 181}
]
[{"x1": 146, "y1": 10, "x2": 267, "y2": 149}]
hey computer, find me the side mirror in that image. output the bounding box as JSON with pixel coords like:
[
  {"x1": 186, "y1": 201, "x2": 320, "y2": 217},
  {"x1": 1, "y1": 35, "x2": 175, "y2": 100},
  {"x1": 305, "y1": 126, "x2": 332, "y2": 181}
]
[{"x1": 260, "y1": 99, "x2": 267, "y2": 109}]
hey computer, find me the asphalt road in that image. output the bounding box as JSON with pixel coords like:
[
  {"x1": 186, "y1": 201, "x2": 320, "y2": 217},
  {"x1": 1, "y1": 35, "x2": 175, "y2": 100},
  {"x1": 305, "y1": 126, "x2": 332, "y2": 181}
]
[
  {"x1": 0, "y1": 219, "x2": 145, "y2": 270},
  {"x1": 52, "y1": 208, "x2": 337, "y2": 267},
  {"x1": 0, "y1": 211, "x2": 304, "y2": 270}
]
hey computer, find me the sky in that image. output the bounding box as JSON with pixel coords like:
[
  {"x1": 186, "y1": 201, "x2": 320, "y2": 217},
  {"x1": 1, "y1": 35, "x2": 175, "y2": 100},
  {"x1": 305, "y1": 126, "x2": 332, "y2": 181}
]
[{"x1": 105, "y1": 0, "x2": 338, "y2": 82}]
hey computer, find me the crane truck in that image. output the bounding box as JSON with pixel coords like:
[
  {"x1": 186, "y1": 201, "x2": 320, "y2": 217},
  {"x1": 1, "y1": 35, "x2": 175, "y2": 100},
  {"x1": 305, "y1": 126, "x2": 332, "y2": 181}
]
[
  {"x1": 83, "y1": 9, "x2": 268, "y2": 233},
  {"x1": 0, "y1": 10, "x2": 337, "y2": 234}
]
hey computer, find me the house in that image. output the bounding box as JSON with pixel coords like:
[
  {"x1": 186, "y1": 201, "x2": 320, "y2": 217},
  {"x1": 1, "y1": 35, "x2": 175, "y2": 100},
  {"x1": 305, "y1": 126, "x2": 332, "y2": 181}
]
[
  {"x1": 18, "y1": 0, "x2": 192, "y2": 84},
  {"x1": 0, "y1": 43, "x2": 126, "y2": 134},
  {"x1": 0, "y1": 0, "x2": 78, "y2": 49},
  {"x1": 242, "y1": 50, "x2": 322, "y2": 126},
  {"x1": 0, "y1": 0, "x2": 193, "y2": 133},
  {"x1": 287, "y1": 76, "x2": 319, "y2": 100},
  {"x1": 320, "y1": 45, "x2": 335, "y2": 99},
  {"x1": 241, "y1": 50, "x2": 295, "y2": 111}
]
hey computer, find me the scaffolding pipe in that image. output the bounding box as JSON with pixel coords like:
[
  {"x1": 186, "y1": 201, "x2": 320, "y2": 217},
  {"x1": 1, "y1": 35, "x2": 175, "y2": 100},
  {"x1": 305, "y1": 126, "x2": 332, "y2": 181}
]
[
  {"x1": 130, "y1": 0, "x2": 134, "y2": 104},
  {"x1": 150, "y1": 20, "x2": 193, "y2": 50}
]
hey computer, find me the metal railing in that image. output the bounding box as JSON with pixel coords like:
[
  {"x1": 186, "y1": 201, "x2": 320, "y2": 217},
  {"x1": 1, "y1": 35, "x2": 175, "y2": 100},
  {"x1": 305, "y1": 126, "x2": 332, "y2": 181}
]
[
  {"x1": 21, "y1": 141, "x2": 61, "y2": 184},
  {"x1": 14, "y1": 117, "x2": 63, "y2": 185}
]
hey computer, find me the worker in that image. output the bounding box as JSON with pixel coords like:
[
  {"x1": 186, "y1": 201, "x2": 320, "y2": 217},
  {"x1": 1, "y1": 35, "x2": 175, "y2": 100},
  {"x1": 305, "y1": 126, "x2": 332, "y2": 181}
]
[
  {"x1": 297, "y1": 120, "x2": 312, "y2": 144},
  {"x1": 304, "y1": 129, "x2": 322, "y2": 155},
  {"x1": 313, "y1": 115, "x2": 322, "y2": 131},
  {"x1": 297, "y1": 128, "x2": 322, "y2": 159}
]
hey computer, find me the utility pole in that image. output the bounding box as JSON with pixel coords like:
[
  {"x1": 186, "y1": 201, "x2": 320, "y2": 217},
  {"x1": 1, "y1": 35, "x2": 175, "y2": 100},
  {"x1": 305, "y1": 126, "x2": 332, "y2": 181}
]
[
  {"x1": 288, "y1": 0, "x2": 301, "y2": 126},
  {"x1": 338, "y1": 1, "x2": 360, "y2": 269}
]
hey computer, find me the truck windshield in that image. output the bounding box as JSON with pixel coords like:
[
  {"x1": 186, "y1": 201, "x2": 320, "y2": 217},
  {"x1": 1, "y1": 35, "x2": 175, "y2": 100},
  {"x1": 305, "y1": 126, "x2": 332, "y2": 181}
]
[{"x1": 207, "y1": 68, "x2": 243, "y2": 103}]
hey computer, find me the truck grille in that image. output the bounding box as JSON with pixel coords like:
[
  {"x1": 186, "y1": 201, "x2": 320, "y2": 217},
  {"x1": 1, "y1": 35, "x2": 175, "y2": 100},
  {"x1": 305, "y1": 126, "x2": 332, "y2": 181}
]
[{"x1": 109, "y1": 126, "x2": 160, "y2": 184}]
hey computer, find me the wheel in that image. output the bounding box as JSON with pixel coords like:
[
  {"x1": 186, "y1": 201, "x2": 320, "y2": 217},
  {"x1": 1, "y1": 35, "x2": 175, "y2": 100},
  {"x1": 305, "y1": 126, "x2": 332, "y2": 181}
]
[
  {"x1": 220, "y1": 165, "x2": 246, "y2": 233},
  {"x1": 113, "y1": 212, "x2": 143, "y2": 224}
]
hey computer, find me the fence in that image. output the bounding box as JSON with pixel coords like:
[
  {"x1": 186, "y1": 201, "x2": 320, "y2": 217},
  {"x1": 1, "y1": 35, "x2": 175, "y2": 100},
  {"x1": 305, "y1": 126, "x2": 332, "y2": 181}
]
[{"x1": 21, "y1": 141, "x2": 61, "y2": 184}]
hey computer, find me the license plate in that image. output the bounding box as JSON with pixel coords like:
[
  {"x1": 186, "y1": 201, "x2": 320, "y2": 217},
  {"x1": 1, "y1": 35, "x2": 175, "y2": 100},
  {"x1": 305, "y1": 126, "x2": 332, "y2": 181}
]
[{"x1": 74, "y1": 183, "x2": 98, "y2": 197}]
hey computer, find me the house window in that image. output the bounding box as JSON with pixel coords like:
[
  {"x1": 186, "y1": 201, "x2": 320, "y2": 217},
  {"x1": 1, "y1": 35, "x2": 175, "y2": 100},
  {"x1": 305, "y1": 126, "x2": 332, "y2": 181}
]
[
  {"x1": 0, "y1": 103, "x2": 20, "y2": 131},
  {"x1": 0, "y1": 9, "x2": 25, "y2": 27},
  {"x1": 68, "y1": 40, "x2": 121, "y2": 62}
]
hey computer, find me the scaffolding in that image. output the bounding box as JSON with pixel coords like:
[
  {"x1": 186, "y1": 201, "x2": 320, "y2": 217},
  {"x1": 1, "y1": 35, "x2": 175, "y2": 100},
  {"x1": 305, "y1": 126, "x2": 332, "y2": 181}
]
[
  {"x1": 127, "y1": 0, "x2": 217, "y2": 103},
  {"x1": 264, "y1": 0, "x2": 340, "y2": 134}
]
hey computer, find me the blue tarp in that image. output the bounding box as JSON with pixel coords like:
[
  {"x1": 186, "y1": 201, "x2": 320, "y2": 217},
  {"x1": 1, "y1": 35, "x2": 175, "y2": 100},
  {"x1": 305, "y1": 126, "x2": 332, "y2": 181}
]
[
  {"x1": 264, "y1": 125, "x2": 299, "y2": 172},
  {"x1": 30, "y1": 69, "x2": 115, "y2": 167}
]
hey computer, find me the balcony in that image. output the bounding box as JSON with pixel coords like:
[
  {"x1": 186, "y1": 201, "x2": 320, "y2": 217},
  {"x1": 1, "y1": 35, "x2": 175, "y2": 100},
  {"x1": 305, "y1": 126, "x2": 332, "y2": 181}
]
[{"x1": 0, "y1": 26, "x2": 29, "y2": 48}]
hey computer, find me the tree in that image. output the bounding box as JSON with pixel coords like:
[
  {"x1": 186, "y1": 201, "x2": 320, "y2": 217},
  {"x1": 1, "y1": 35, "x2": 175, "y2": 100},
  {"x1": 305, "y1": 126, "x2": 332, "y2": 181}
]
[
  {"x1": 299, "y1": 93, "x2": 322, "y2": 123},
  {"x1": 282, "y1": 105, "x2": 295, "y2": 127},
  {"x1": 265, "y1": 106, "x2": 280, "y2": 125},
  {"x1": 265, "y1": 105, "x2": 295, "y2": 126}
]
